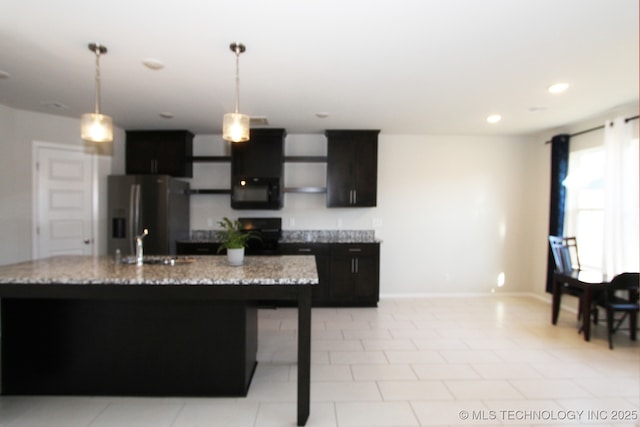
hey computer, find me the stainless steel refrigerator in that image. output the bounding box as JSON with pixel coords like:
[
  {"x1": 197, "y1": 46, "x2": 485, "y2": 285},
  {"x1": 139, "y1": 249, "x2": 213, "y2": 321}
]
[{"x1": 107, "y1": 175, "x2": 190, "y2": 256}]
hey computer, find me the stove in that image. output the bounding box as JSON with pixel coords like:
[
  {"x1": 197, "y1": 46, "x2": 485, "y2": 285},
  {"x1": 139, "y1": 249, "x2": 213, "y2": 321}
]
[{"x1": 238, "y1": 217, "x2": 282, "y2": 255}]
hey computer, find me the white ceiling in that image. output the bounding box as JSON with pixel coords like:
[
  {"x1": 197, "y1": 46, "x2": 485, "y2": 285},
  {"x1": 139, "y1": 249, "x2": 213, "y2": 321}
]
[{"x1": 0, "y1": 0, "x2": 638, "y2": 136}]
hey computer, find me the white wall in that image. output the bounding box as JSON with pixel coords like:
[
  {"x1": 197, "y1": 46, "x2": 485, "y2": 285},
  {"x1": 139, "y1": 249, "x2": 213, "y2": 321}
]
[
  {"x1": 377, "y1": 134, "x2": 539, "y2": 295},
  {"x1": 0, "y1": 106, "x2": 124, "y2": 264}
]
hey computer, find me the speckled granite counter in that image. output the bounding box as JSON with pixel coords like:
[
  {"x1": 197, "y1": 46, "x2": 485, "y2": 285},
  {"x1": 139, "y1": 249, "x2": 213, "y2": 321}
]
[
  {"x1": 281, "y1": 230, "x2": 378, "y2": 243},
  {"x1": 0, "y1": 255, "x2": 318, "y2": 285},
  {"x1": 188, "y1": 229, "x2": 379, "y2": 244},
  {"x1": 0, "y1": 255, "x2": 314, "y2": 426}
]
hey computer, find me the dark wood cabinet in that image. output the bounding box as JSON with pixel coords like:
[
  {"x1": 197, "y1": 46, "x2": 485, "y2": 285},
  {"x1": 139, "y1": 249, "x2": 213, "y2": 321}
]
[
  {"x1": 3, "y1": 299, "x2": 256, "y2": 396},
  {"x1": 176, "y1": 240, "x2": 380, "y2": 307},
  {"x1": 279, "y1": 243, "x2": 330, "y2": 305},
  {"x1": 232, "y1": 128, "x2": 285, "y2": 178},
  {"x1": 126, "y1": 130, "x2": 194, "y2": 177},
  {"x1": 329, "y1": 243, "x2": 380, "y2": 306},
  {"x1": 326, "y1": 130, "x2": 379, "y2": 207},
  {"x1": 176, "y1": 241, "x2": 220, "y2": 255},
  {"x1": 231, "y1": 128, "x2": 285, "y2": 209}
]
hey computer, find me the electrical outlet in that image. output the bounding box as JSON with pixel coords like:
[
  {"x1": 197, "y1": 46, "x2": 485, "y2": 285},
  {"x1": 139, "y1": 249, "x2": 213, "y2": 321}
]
[
  {"x1": 207, "y1": 218, "x2": 214, "y2": 227},
  {"x1": 372, "y1": 218, "x2": 383, "y2": 228},
  {"x1": 337, "y1": 218, "x2": 343, "y2": 228},
  {"x1": 289, "y1": 218, "x2": 296, "y2": 227}
]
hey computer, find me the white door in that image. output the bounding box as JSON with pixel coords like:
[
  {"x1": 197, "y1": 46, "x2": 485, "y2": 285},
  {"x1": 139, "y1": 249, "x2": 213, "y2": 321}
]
[{"x1": 35, "y1": 143, "x2": 95, "y2": 258}]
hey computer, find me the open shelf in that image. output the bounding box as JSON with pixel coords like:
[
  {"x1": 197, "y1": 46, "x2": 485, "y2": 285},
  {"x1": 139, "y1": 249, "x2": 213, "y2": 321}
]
[
  {"x1": 189, "y1": 189, "x2": 231, "y2": 195},
  {"x1": 189, "y1": 156, "x2": 231, "y2": 163},
  {"x1": 284, "y1": 156, "x2": 327, "y2": 163},
  {"x1": 284, "y1": 187, "x2": 327, "y2": 194}
]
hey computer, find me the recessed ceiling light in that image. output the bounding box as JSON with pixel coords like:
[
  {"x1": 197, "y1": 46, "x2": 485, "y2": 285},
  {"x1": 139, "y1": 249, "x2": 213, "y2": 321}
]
[
  {"x1": 159, "y1": 112, "x2": 174, "y2": 119},
  {"x1": 143, "y1": 58, "x2": 165, "y2": 70},
  {"x1": 316, "y1": 112, "x2": 329, "y2": 118},
  {"x1": 487, "y1": 114, "x2": 502, "y2": 124},
  {"x1": 548, "y1": 82, "x2": 569, "y2": 94},
  {"x1": 0, "y1": 70, "x2": 10, "y2": 79}
]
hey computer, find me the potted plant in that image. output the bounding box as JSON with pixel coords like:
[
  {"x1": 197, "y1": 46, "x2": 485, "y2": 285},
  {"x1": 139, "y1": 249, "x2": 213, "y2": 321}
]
[{"x1": 216, "y1": 217, "x2": 260, "y2": 266}]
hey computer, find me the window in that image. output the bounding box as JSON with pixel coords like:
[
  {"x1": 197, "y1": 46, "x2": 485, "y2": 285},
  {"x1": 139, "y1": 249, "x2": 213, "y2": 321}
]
[
  {"x1": 563, "y1": 128, "x2": 640, "y2": 274},
  {"x1": 563, "y1": 147, "x2": 605, "y2": 271}
]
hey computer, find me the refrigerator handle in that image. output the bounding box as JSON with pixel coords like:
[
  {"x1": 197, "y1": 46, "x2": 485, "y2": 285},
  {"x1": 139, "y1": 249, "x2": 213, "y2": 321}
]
[
  {"x1": 128, "y1": 184, "x2": 135, "y2": 254},
  {"x1": 134, "y1": 183, "x2": 141, "y2": 235},
  {"x1": 128, "y1": 184, "x2": 140, "y2": 254}
]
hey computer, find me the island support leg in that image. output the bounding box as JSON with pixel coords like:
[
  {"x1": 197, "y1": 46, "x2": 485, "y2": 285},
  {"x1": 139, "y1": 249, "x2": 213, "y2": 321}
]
[{"x1": 297, "y1": 286, "x2": 312, "y2": 426}]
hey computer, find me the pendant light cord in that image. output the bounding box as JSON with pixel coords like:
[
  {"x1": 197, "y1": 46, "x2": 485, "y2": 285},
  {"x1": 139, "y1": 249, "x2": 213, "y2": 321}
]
[
  {"x1": 94, "y1": 50, "x2": 102, "y2": 115},
  {"x1": 234, "y1": 47, "x2": 241, "y2": 115}
]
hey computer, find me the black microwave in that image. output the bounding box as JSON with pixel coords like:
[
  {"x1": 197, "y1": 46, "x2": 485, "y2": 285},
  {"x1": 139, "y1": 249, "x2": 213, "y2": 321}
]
[{"x1": 231, "y1": 177, "x2": 282, "y2": 210}]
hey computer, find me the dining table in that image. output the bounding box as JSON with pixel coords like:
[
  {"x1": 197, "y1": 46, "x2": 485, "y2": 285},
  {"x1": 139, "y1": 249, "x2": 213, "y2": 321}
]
[{"x1": 551, "y1": 269, "x2": 609, "y2": 341}]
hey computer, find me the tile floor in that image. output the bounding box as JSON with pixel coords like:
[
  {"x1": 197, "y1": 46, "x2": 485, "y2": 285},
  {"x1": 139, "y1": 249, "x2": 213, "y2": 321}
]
[{"x1": 0, "y1": 296, "x2": 638, "y2": 426}]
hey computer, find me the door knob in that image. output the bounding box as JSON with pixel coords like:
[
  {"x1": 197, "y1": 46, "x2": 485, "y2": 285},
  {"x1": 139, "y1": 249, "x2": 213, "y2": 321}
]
[{"x1": 84, "y1": 239, "x2": 91, "y2": 245}]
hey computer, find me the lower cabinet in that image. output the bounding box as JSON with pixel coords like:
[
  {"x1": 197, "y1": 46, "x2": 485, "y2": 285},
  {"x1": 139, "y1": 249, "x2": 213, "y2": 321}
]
[
  {"x1": 176, "y1": 241, "x2": 380, "y2": 307},
  {"x1": 177, "y1": 242, "x2": 220, "y2": 255},
  {"x1": 328, "y1": 244, "x2": 379, "y2": 306},
  {"x1": 278, "y1": 243, "x2": 331, "y2": 305}
]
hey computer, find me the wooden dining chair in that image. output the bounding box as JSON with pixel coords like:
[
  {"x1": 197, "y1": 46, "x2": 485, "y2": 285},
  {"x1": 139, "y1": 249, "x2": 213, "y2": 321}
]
[
  {"x1": 593, "y1": 272, "x2": 639, "y2": 349},
  {"x1": 549, "y1": 235, "x2": 583, "y2": 320},
  {"x1": 549, "y1": 235, "x2": 580, "y2": 273}
]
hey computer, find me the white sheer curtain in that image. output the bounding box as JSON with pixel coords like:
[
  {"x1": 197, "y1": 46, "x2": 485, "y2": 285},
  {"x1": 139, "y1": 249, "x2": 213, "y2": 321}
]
[{"x1": 603, "y1": 117, "x2": 639, "y2": 276}]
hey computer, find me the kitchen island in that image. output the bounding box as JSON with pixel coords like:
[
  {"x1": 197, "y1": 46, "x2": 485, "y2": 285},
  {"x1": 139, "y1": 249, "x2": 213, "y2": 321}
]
[{"x1": 0, "y1": 255, "x2": 316, "y2": 426}]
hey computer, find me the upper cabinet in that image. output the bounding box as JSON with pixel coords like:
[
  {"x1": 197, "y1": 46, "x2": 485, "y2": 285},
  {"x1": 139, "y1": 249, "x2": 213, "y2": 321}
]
[
  {"x1": 325, "y1": 130, "x2": 379, "y2": 207},
  {"x1": 230, "y1": 128, "x2": 286, "y2": 210},
  {"x1": 231, "y1": 128, "x2": 285, "y2": 178},
  {"x1": 126, "y1": 130, "x2": 194, "y2": 177}
]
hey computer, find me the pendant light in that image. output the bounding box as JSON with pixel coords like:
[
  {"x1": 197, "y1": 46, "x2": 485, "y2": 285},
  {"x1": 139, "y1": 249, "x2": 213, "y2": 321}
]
[
  {"x1": 222, "y1": 42, "x2": 250, "y2": 143},
  {"x1": 81, "y1": 43, "x2": 113, "y2": 143}
]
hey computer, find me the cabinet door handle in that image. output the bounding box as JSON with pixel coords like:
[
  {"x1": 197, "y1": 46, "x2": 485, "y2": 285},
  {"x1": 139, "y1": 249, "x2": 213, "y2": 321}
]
[
  {"x1": 348, "y1": 248, "x2": 362, "y2": 253},
  {"x1": 353, "y1": 189, "x2": 357, "y2": 205},
  {"x1": 350, "y1": 258, "x2": 359, "y2": 273},
  {"x1": 298, "y1": 248, "x2": 312, "y2": 253}
]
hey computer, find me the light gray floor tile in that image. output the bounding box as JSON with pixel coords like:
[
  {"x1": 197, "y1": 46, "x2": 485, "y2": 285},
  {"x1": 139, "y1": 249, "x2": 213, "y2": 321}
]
[
  {"x1": 172, "y1": 400, "x2": 259, "y2": 427},
  {"x1": 89, "y1": 398, "x2": 183, "y2": 427},
  {"x1": 351, "y1": 364, "x2": 417, "y2": 381},
  {"x1": 335, "y1": 401, "x2": 419, "y2": 426},
  {"x1": 378, "y1": 380, "x2": 453, "y2": 400}
]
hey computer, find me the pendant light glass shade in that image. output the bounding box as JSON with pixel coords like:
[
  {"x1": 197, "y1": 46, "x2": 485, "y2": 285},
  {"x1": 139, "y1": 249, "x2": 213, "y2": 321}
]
[
  {"x1": 222, "y1": 43, "x2": 250, "y2": 143},
  {"x1": 81, "y1": 43, "x2": 113, "y2": 143},
  {"x1": 222, "y1": 112, "x2": 250, "y2": 142},
  {"x1": 81, "y1": 113, "x2": 114, "y2": 142}
]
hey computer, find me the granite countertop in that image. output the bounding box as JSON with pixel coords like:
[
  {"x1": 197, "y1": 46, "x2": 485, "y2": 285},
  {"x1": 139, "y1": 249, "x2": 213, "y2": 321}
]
[
  {"x1": 187, "y1": 229, "x2": 380, "y2": 244},
  {"x1": 0, "y1": 255, "x2": 318, "y2": 286}
]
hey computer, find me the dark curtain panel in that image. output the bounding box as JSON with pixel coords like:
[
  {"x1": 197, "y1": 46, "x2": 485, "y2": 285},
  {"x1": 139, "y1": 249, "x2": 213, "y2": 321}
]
[{"x1": 546, "y1": 134, "x2": 570, "y2": 292}]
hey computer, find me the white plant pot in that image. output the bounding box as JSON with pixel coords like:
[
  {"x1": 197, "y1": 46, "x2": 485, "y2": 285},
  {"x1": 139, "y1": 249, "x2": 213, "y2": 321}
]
[{"x1": 226, "y1": 247, "x2": 245, "y2": 266}]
